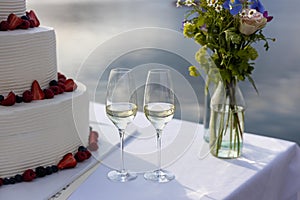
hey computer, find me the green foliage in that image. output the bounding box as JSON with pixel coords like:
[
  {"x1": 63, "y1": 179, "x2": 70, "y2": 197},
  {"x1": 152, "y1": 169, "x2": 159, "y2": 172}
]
[{"x1": 179, "y1": 0, "x2": 274, "y2": 91}]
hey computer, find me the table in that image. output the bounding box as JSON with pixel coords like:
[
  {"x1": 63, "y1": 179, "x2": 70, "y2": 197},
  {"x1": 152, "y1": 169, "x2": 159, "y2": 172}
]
[{"x1": 68, "y1": 103, "x2": 300, "y2": 200}]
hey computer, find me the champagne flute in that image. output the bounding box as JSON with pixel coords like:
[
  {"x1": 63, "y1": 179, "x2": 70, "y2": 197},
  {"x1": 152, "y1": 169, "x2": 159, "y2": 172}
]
[
  {"x1": 143, "y1": 69, "x2": 175, "y2": 183},
  {"x1": 105, "y1": 68, "x2": 138, "y2": 182}
]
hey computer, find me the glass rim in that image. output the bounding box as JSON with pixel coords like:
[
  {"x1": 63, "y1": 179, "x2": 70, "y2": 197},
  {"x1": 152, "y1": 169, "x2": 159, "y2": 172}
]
[
  {"x1": 148, "y1": 69, "x2": 170, "y2": 73},
  {"x1": 110, "y1": 68, "x2": 131, "y2": 72}
]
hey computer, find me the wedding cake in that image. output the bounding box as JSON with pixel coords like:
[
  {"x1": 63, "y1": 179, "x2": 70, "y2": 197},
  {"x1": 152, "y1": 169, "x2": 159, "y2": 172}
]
[{"x1": 0, "y1": 1, "x2": 89, "y2": 179}]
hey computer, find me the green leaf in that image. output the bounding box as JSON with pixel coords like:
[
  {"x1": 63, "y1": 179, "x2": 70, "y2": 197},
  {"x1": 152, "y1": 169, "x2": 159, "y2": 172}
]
[
  {"x1": 196, "y1": 17, "x2": 205, "y2": 28},
  {"x1": 246, "y1": 46, "x2": 258, "y2": 60},
  {"x1": 224, "y1": 27, "x2": 242, "y2": 45},
  {"x1": 246, "y1": 75, "x2": 259, "y2": 95}
]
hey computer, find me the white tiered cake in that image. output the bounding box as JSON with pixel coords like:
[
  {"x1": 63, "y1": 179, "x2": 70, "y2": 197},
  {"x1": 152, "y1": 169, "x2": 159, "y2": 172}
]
[{"x1": 0, "y1": 1, "x2": 89, "y2": 178}]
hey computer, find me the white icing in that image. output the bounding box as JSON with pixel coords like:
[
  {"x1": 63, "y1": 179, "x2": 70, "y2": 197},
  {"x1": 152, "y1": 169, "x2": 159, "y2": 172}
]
[
  {"x1": 0, "y1": 27, "x2": 57, "y2": 96},
  {"x1": 0, "y1": 0, "x2": 26, "y2": 21},
  {"x1": 0, "y1": 82, "x2": 89, "y2": 177}
]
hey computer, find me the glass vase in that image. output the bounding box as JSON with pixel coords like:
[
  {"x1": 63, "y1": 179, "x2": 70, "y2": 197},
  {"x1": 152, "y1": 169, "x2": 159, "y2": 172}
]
[{"x1": 209, "y1": 78, "x2": 246, "y2": 158}]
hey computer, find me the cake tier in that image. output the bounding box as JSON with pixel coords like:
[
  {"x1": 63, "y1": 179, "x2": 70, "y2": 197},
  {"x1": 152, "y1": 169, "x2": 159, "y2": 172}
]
[
  {"x1": 0, "y1": 0, "x2": 26, "y2": 21},
  {"x1": 0, "y1": 27, "x2": 57, "y2": 96},
  {"x1": 0, "y1": 82, "x2": 89, "y2": 178}
]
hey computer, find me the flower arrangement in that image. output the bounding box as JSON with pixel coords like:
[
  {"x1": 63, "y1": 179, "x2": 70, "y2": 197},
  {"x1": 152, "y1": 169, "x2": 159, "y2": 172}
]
[
  {"x1": 177, "y1": 0, "x2": 274, "y2": 158},
  {"x1": 177, "y1": 0, "x2": 274, "y2": 87}
]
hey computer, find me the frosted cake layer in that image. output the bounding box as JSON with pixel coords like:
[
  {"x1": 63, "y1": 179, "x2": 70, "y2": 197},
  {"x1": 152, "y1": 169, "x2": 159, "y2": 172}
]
[
  {"x1": 0, "y1": 82, "x2": 89, "y2": 177},
  {"x1": 0, "y1": 0, "x2": 26, "y2": 21},
  {"x1": 0, "y1": 27, "x2": 57, "y2": 96}
]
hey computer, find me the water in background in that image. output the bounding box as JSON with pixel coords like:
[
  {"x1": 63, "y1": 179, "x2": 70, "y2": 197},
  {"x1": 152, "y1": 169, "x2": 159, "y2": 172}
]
[{"x1": 27, "y1": 0, "x2": 300, "y2": 144}]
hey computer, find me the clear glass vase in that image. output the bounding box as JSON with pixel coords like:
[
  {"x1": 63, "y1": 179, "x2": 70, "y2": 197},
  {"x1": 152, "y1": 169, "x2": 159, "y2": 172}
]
[{"x1": 209, "y1": 78, "x2": 246, "y2": 158}]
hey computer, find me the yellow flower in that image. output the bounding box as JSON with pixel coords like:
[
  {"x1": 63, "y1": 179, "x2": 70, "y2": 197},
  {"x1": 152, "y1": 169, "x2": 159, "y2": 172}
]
[{"x1": 189, "y1": 66, "x2": 200, "y2": 77}]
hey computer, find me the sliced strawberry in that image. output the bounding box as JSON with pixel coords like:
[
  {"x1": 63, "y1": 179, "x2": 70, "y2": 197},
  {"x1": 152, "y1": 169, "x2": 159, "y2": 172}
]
[
  {"x1": 57, "y1": 72, "x2": 66, "y2": 80},
  {"x1": 7, "y1": 13, "x2": 23, "y2": 30},
  {"x1": 31, "y1": 80, "x2": 45, "y2": 100},
  {"x1": 57, "y1": 153, "x2": 77, "y2": 170},
  {"x1": 64, "y1": 79, "x2": 77, "y2": 92},
  {"x1": 26, "y1": 10, "x2": 40, "y2": 27},
  {"x1": 22, "y1": 169, "x2": 36, "y2": 182},
  {"x1": 0, "y1": 21, "x2": 9, "y2": 31},
  {"x1": 18, "y1": 19, "x2": 30, "y2": 29},
  {"x1": 1, "y1": 91, "x2": 16, "y2": 106}
]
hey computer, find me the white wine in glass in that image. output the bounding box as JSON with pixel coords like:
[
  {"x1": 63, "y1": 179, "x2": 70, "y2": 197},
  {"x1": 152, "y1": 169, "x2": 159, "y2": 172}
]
[
  {"x1": 143, "y1": 69, "x2": 175, "y2": 183},
  {"x1": 105, "y1": 68, "x2": 137, "y2": 182}
]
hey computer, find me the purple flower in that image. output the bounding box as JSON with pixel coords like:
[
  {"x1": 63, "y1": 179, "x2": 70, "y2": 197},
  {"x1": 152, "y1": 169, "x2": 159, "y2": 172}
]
[
  {"x1": 263, "y1": 11, "x2": 273, "y2": 22},
  {"x1": 249, "y1": 0, "x2": 265, "y2": 13},
  {"x1": 223, "y1": 0, "x2": 243, "y2": 15}
]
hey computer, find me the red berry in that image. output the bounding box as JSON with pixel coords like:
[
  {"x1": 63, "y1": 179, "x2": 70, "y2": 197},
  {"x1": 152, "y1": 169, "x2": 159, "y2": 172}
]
[
  {"x1": 7, "y1": 13, "x2": 23, "y2": 30},
  {"x1": 26, "y1": 10, "x2": 40, "y2": 27},
  {"x1": 49, "y1": 86, "x2": 59, "y2": 95},
  {"x1": 43, "y1": 89, "x2": 54, "y2": 99},
  {"x1": 57, "y1": 72, "x2": 66, "y2": 80},
  {"x1": 84, "y1": 150, "x2": 92, "y2": 159},
  {"x1": 0, "y1": 21, "x2": 9, "y2": 31},
  {"x1": 58, "y1": 82, "x2": 65, "y2": 91},
  {"x1": 22, "y1": 169, "x2": 36, "y2": 182},
  {"x1": 22, "y1": 90, "x2": 33, "y2": 103},
  {"x1": 74, "y1": 151, "x2": 87, "y2": 162},
  {"x1": 18, "y1": 19, "x2": 30, "y2": 29},
  {"x1": 1, "y1": 91, "x2": 16, "y2": 106},
  {"x1": 31, "y1": 80, "x2": 45, "y2": 100},
  {"x1": 64, "y1": 79, "x2": 77, "y2": 92},
  {"x1": 58, "y1": 87, "x2": 64, "y2": 94},
  {"x1": 57, "y1": 153, "x2": 77, "y2": 170}
]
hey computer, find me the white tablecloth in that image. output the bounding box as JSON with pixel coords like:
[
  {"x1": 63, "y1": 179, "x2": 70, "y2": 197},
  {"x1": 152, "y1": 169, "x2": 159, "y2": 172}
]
[{"x1": 68, "y1": 103, "x2": 300, "y2": 200}]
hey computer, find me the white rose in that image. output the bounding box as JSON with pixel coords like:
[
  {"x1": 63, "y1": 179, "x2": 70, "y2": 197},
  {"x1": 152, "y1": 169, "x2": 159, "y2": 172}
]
[{"x1": 239, "y1": 9, "x2": 267, "y2": 35}]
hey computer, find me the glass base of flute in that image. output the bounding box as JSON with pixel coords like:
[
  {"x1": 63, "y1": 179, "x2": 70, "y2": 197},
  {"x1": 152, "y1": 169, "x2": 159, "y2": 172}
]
[
  {"x1": 143, "y1": 129, "x2": 175, "y2": 183},
  {"x1": 107, "y1": 170, "x2": 137, "y2": 182},
  {"x1": 144, "y1": 169, "x2": 175, "y2": 183}
]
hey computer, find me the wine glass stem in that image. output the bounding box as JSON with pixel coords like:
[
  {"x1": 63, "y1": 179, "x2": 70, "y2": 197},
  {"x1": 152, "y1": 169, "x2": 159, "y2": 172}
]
[
  {"x1": 119, "y1": 129, "x2": 125, "y2": 173},
  {"x1": 156, "y1": 129, "x2": 163, "y2": 171}
]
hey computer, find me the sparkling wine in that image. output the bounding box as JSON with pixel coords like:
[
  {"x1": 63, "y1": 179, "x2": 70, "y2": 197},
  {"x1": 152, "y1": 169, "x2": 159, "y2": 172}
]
[
  {"x1": 144, "y1": 102, "x2": 175, "y2": 130},
  {"x1": 106, "y1": 103, "x2": 137, "y2": 130}
]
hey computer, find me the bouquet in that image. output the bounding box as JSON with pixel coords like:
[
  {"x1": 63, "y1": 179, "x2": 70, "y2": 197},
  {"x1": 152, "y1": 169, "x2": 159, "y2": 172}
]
[{"x1": 177, "y1": 0, "x2": 274, "y2": 158}]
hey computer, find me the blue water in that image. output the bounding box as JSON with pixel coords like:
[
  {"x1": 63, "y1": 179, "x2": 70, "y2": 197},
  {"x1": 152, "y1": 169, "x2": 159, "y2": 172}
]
[{"x1": 28, "y1": 0, "x2": 300, "y2": 144}]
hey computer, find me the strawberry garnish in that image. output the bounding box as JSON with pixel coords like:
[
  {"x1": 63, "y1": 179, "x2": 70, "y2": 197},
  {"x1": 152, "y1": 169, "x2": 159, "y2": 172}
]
[
  {"x1": 64, "y1": 79, "x2": 77, "y2": 92},
  {"x1": 31, "y1": 80, "x2": 45, "y2": 100},
  {"x1": 26, "y1": 10, "x2": 40, "y2": 27},
  {"x1": 74, "y1": 151, "x2": 87, "y2": 162},
  {"x1": 57, "y1": 72, "x2": 66, "y2": 80},
  {"x1": 19, "y1": 19, "x2": 30, "y2": 29},
  {"x1": 43, "y1": 89, "x2": 54, "y2": 99},
  {"x1": 49, "y1": 86, "x2": 59, "y2": 95},
  {"x1": 0, "y1": 21, "x2": 9, "y2": 31},
  {"x1": 84, "y1": 150, "x2": 92, "y2": 159},
  {"x1": 7, "y1": 13, "x2": 23, "y2": 30},
  {"x1": 57, "y1": 153, "x2": 77, "y2": 170},
  {"x1": 22, "y1": 90, "x2": 33, "y2": 103},
  {"x1": 58, "y1": 83, "x2": 66, "y2": 93},
  {"x1": 22, "y1": 169, "x2": 36, "y2": 182},
  {"x1": 1, "y1": 91, "x2": 16, "y2": 106}
]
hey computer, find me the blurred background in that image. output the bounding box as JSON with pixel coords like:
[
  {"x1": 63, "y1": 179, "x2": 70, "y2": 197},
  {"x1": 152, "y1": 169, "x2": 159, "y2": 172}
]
[{"x1": 27, "y1": 0, "x2": 300, "y2": 144}]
